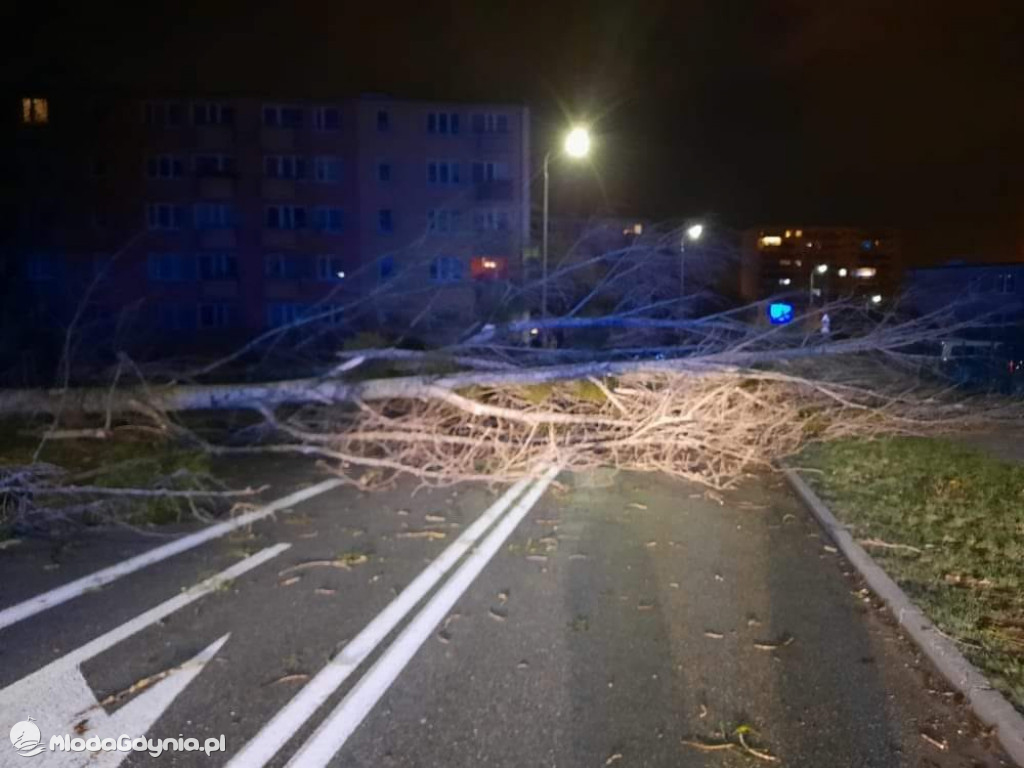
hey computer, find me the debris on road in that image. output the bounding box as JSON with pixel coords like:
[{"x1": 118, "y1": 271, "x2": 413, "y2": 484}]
[
  {"x1": 269, "y1": 674, "x2": 310, "y2": 686},
  {"x1": 920, "y1": 732, "x2": 949, "y2": 751},
  {"x1": 704, "y1": 630, "x2": 724, "y2": 639},
  {"x1": 278, "y1": 576, "x2": 302, "y2": 587},
  {"x1": 753, "y1": 633, "x2": 795, "y2": 651},
  {"x1": 396, "y1": 530, "x2": 447, "y2": 540},
  {"x1": 278, "y1": 551, "x2": 369, "y2": 576}
]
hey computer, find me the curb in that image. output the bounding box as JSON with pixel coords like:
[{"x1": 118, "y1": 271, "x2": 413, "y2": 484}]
[{"x1": 783, "y1": 468, "x2": 1024, "y2": 767}]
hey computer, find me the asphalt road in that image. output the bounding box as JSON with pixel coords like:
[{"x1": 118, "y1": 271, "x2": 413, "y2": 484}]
[{"x1": 0, "y1": 458, "x2": 1011, "y2": 767}]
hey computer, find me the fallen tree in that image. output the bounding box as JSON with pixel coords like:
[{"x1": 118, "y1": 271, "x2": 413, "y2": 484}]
[{"x1": 2, "y1": 224, "x2": 1020, "y2": 532}]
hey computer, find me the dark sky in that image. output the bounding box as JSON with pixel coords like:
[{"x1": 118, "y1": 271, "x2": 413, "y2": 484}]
[{"x1": 4, "y1": 0, "x2": 1024, "y2": 239}]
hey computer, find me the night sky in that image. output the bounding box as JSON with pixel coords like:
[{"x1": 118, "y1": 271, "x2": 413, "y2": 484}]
[{"x1": 4, "y1": 0, "x2": 1023, "y2": 247}]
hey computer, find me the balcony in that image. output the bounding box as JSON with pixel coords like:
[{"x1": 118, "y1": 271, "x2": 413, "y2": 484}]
[
  {"x1": 195, "y1": 126, "x2": 234, "y2": 151},
  {"x1": 473, "y1": 133, "x2": 512, "y2": 153},
  {"x1": 262, "y1": 178, "x2": 296, "y2": 200},
  {"x1": 265, "y1": 281, "x2": 302, "y2": 299},
  {"x1": 262, "y1": 230, "x2": 298, "y2": 249},
  {"x1": 474, "y1": 180, "x2": 514, "y2": 201},
  {"x1": 199, "y1": 230, "x2": 237, "y2": 249},
  {"x1": 198, "y1": 177, "x2": 235, "y2": 200},
  {"x1": 200, "y1": 281, "x2": 239, "y2": 299},
  {"x1": 261, "y1": 128, "x2": 295, "y2": 152}
]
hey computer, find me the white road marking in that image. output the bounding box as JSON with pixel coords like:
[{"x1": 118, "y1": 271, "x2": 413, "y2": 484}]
[
  {"x1": 0, "y1": 479, "x2": 342, "y2": 631},
  {"x1": 285, "y1": 464, "x2": 561, "y2": 767},
  {"x1": 0, "y1": 545, "x2": 287, "y2": 767},
  {"x1": 225, "y1": 475, "x2": 537, "y2": 768}
]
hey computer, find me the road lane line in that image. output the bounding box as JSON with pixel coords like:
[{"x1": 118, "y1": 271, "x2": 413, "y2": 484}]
[
  {"x1": 0, "y1": 478, "x2": 342, "y2": 631},
  {"x1": 0, "y1": 545, "x2": 289, "y2": 751},
  {"x1": 284, "y1": 464, "x2": 561, "y2": 768},
  {"x1": 225, "y1": 475, "x2": 537, "y2": 768}
]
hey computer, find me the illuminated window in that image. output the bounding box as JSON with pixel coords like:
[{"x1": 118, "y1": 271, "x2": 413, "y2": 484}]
[
  {"x1": 21, "y1": 97, "x2": 48, "y2": 125},
  {"x1": 784, "y1": 230, "x2": 792, "y2": 238},
  {"x1": 778, "y1": 278, "x2": 792, "y2": 286},
  {"x1": 795, "y1": 229, "x2": 803, "y2": 238},
  {"x1": 779, "y1": 259, "x2": 792, "y2": 266},
  {"x1": 854, "y1": 267, "x2": 877, "y2": 278},
  {"x1": 795, "y1": 260, "x2": 802, "y2": 267},
  {"x1": 759, "y1": 236, "x2": 782, "y2": 247}
]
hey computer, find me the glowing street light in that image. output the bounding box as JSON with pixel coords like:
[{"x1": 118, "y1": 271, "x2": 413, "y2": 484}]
[
  {"x1": 810, "y1": 264, "x2": 829, "y2": 306},
  {"x1": 542, "y1": 126, "x2": 593, "y2": 322},
  {"x1": 564, "y1": 126, "x2": 591, "y2": 159},
  {"x1": 871, "y1": 294, "x2": 883, "y2": 304},
  {"x1": 680, "y1": 221, "x2": 705, "y2": 299}
]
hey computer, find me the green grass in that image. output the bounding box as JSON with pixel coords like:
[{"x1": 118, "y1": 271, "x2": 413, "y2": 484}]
[
  {"x1": 798, "y1": 437, "x2": 1024, "y2": 711},
  {"x1": 0, "y1": 422, "x2": 213, "y2": 534}
]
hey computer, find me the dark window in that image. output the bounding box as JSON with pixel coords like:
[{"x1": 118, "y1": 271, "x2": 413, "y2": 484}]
[
  {"x1": 378, "y1": 209, "x2": 393, "y2": 233},
  {"x1": 379, "y1": 255, "x2": 395, "y2": 280},
  {"x1": 377, "y1": 162, "x2": 391, "y2": 182},
  {"x1": 315, "y1": 107, "x2": 340, "y2": 131},
  {"x1": 377, "y1": 109, "x2": 389, "y2": 132},
  {"x1": 199, "y1": 253, "x2": 238, "y2": 280}
]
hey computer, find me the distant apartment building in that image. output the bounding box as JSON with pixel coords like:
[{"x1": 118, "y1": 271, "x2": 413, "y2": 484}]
[
  {"x1": 740, "y1": 226, "x2": 902, "y2": 305},
  {"x1": 3, "y1": 93, "x2": 530, "y2": 352},
  {"x1": 905, "y1": 262, "x2": 1024, "y2": 327}
]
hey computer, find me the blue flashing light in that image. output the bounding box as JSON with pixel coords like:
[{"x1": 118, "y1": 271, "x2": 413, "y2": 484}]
[{"x1": 768, "y1": 302, "x2": 794, "y2": 325}]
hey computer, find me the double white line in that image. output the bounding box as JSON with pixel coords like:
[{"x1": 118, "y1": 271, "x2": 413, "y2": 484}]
[{"x1": 228, "y1": 463, "x2": 561, "y2": 768}]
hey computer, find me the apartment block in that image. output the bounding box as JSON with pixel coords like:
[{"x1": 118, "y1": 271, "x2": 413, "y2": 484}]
[
  {"x1": 739, "y1": 226, "x2": 902, "y2": 305},
  {"x1": 4, "y1": 93, "x2": 530, "y2": 352}
]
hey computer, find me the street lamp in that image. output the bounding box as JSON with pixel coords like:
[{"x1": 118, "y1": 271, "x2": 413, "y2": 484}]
[
  {"x1": 680, "y1": 221, "x2": 704, "y2": 300},
  {"x1": 542, "y1": 125, "x2": 591, "y2": 321},
  {"x1": 809, "y1": 263, "x2": 828, "y2": 306}
]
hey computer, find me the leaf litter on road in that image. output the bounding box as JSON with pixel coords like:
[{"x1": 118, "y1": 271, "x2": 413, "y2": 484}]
[{"x1": 278, "y1": 551, "x2": 370, "y2": 577}]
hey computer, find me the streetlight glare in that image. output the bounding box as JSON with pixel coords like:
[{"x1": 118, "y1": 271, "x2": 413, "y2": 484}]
[
  {"x1": 815, "y1": 264, "x2": 829, "y2": 274},
  {"x1": 564, "y1": 127, "x2": 591, "y2": 158},
  {"x1": 686, "y1": 223, "x2": 704, "y2": 241}
]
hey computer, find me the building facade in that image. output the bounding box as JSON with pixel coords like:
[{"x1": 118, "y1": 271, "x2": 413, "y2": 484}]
[
  {"x1": 740, "y1": 226, "x2": 902, "y2": 306},
  {"x1": 905, "y1": 262, "x2": 1024, "y2": 327},
  {"x1": 4, "y1": 93, "x2": 530, "y2": 355}
]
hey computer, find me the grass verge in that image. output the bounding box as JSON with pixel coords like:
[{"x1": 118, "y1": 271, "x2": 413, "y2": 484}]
[
  {"x1": 798, "y1": 436, "x2": 1024, "y2": 712},
  {"x1": 0, "y1": 422, "x2": 214, "y2": 536}
]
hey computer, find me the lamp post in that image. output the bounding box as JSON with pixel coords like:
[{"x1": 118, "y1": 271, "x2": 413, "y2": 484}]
[
  {"x1": 809, "y1": 263, "x2": 828, "y2": 306},
  {"x1": 680, "y1": 222, "x2": 704, "y2": 302},
  {"x1": 541, "y1": 126, "x2": 591, "y2": 322}
]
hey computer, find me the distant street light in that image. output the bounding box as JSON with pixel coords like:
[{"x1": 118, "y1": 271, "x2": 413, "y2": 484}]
[
  {"x1": 810, "y1": 263, "x2": 829, "y2": 305},
  {"x1": 542, "y1": 126, "x2": 592, "y2": 323},
  {"x1": 680, "y1": 221, "x2": 705, "y2": 301},
  {"x1": 871, "y1": 294, "x2": 883, "y2": 304}
]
